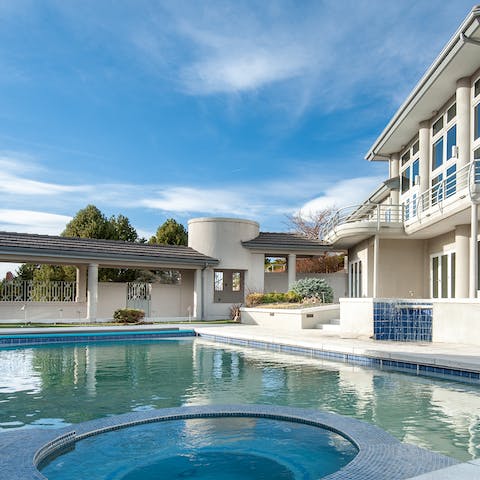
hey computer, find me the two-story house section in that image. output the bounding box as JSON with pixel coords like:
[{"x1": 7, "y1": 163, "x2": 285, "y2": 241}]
[{"x1": 321, "y1": 5, "x2": 480, "y2": 301}]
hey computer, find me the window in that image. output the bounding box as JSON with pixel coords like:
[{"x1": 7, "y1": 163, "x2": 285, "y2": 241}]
[
  {"x1": 214, "y1": 271, "x2": 224, "y2": 291},
  {"x1": 446, "y1": 125, "x2": 456, "y2": 160},
  {"x1": 412, "y1": 141, "x2": 419, "y2": 155},
  {"x1": 432, "y1": 117, "x2": 443, "y2": 136},
  {"x1": 447, "y1": 103, "x2": 456, "y2": 122},
  {"x1": 431, "y1": 252, "x2": 455, "y2": 298},
  {"x1": 401, "y1": 167, "x2": 411, "y2": 194},
  {"x1": 475, "y1": 104, "x2": 480, "y2": 141},
  {"x1": 412, "y1": 159, "x2": 419, "y2": 184},
  {"x1": 475, "y1": 79, "x2": 480, "y2": 98},
  {"x1": 349, "y1": 261, "x2": 362, "y2": 297},
  {"x1": 432, "y1": 137, "x2": 444, "y2": 170},
  {"x1": 430, "y1": 105, "x2": 456, "y2": 204},
  {"x1": 232, "y1": 272, "x2": 241, "y2": 291},
  {"x1": 445, "y1": 165, "x2": 456, "y2": 198},
  {"x1": 401, "y1": 151, "x2": 410, "y2": 166},
  {"x1": 431, "y1": 173, "x2": 443, "y2": 205}
]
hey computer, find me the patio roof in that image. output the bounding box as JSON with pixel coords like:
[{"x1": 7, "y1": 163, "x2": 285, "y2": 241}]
[
  {"x1": 0, "y1": 231, "x2": 219, "y2": 269},
  {"x1": 242, "y1": 232, "x2": 332, "y2": 255}
]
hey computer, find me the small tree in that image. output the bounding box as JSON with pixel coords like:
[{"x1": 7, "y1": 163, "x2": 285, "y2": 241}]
[{"x1": 149, "y1": 218, "x2": 188, "y2": 246}]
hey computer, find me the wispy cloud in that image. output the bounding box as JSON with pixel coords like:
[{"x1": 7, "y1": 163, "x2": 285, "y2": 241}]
[
  {"x1": 299, "y1": 176, "x2": 385, "y2": 216},
  {"x1": 0, "y1": 209, "x2": 72, "y2": 234}
]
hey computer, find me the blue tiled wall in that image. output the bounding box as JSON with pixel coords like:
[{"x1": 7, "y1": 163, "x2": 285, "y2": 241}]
[{"x1": 373, "y1": 301, "x2": 432, "y2": 342}]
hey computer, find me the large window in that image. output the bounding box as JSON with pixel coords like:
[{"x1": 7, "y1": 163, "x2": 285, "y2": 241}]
[
  {"x1": 431, "y1": 252, "x2": 455, "y2": 299},
  {"x1": 400, "y1": 140, "x2": 419, "y2": 196},
  {"x1": 475, "y1": 78, "x2": 480, "y2": 142},
  {"x1": 430, "y1": 104, "x2": 457, "y2": 204}
]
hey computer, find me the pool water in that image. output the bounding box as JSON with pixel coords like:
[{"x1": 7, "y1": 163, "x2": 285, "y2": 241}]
[
  {"x1": 0, "y1": 338, "x2": 479, "y2": 461},
  {"x1": 41, "y1": 417, "x2": 357, "y2": 480}
]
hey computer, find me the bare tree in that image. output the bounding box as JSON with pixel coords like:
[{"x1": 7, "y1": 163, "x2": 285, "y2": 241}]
[{"x1": 286, "y1": 207, "x2": 336, "y2": 239}]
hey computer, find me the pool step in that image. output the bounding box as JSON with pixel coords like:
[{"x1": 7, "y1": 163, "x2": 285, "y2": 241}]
[{"x1": 316, "y1": 318, "x2": 341, "y2": 333}]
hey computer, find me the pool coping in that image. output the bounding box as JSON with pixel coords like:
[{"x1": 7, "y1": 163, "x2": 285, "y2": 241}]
[
  {"x1": 196, "y1": 329, "x2": 480, "y2": 384},
  {"x1": 0, "y1": 405, "x2": 457, "y2": 480}
]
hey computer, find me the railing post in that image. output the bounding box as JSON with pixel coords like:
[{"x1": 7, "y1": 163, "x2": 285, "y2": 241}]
[{"x1": 376, "y1": 204, "x2": 381, "y2": 230}]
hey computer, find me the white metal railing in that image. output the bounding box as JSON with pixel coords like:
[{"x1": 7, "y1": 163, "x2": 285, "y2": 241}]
[
  {"x1": 0, "y1": 280, "x2": 77, "y2": 302},
  {"x1": 319, "y1": 203, "x2": 404, "y2": 240},
  {"x1": 405, "y1": 159, "x2": 480, "y2": 221}
]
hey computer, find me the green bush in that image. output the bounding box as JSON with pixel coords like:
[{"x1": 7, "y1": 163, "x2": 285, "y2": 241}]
[
  {"x1": 245, "y1": 291, "x2": 301, "y2": 307},
  {"x1": 113, "y1": 308, "x2": 145, "y2": 324},
  {"x1": 291, "y1": 278, "x2": 333, "y2": 303}
]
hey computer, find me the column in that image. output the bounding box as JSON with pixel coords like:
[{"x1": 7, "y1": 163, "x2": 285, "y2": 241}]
[
  {"x1": 87, "y1": 263, "x2": 98, "y2": 321},
  {"x1": 455, "y1": 225, "x2": 469, "y2": 298},
  {"x1": 418, "y1": 120, "x2": 431, "y2": 196},
  {"x1": 390, "y1": 152, "x2": 400, "y2": 205},
  {"x1": 470, "y1": 205, "x2": 479, "y2": 298},
  {"x1": 193, "y1": 268, "x2": 203, "y2": 320},
  {"x1": 287, "y1": 254, "x2": 296, "y2": 289},
  {"x1": 75, "y1": 265, "x2": 87, "y2": 302},
  {"x1": 373, "y1": 235, "x2": 379, "y2": 298},
  {"x1": 456, "y1": 77, "x2": 471, "y2": 169}
]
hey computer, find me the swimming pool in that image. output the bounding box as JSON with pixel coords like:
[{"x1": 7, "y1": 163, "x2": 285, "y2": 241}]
[{"x1": 0, "y1": 338, "x2": 479, "y2": 461}]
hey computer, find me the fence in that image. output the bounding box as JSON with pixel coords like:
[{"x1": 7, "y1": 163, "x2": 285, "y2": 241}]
[{"x1": 0, "y1": 281, "x2": 77, "y2": 302}]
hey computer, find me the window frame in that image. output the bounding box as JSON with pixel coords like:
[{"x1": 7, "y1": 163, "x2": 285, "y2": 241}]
[{"x1": 474, "y1": 76, "x2": 480, "y2": 147}]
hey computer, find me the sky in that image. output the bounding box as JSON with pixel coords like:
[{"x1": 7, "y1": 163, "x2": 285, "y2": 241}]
[{"x1": 0, "y1": 0, "x2": 477, "y2": 277}]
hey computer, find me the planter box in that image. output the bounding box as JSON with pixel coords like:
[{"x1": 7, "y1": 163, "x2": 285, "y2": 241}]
[{"x1": 240, "y1": 304, "x2": 339, "y2": 330}]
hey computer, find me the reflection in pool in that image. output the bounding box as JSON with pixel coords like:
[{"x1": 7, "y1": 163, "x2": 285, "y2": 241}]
[{"x1": 0, "y1": 338, "x2": 479, "y2": 461}]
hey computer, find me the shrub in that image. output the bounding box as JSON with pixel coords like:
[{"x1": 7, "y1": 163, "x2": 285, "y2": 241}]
[
  {"x1": 245, "y1": 291, "x2": 302, "y2": 307},
  {"x1": 113, "y1": 308, "x2": 145, "y2": 324},
  {"x1": 291, "y1": 278, "x2": 333, "y2": 303}
]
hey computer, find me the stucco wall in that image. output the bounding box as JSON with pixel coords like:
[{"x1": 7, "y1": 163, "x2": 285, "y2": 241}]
[
  {"x1": 0, "y1": 302, "x2": 87, "y2": 322},
  {"x1": 432, "y1": 300, "x2": 480, "y2": 345},
  {"x1": 150, "y1": 270, "x2": 194, "y2": 319},
  {"x1": 377, "y1": 239, "x2": 426, "y2": 298},
  {"x1": 97, "y1": 282, "x2": 127, "y2": 318},
  {"x1": 339, "y1": 298, "x2": 374, "y2": 337}
]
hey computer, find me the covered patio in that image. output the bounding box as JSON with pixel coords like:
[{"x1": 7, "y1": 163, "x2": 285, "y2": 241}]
[{"x1": 0, "y1": 232, "x2": 218, "y2": 322}]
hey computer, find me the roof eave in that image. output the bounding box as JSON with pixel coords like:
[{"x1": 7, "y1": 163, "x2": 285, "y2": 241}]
[{"x1": 366, "y1": 5, "x2": 480, "y2": 161}]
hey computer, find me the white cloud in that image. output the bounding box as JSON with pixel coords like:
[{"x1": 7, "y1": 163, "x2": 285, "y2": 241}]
[
  {"x1": 141, "y1": 186, "x2": 251, "y2": 216},
  {"x1": 0, "y1": 209, "x2": 72, "y2": 235},
  {"x1": 299, "y1": 176, "x2": 384, "y2": 216}
]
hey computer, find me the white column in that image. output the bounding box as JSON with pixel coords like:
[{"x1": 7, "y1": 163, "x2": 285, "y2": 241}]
[
  {"x1": 373, "y1": 235, "x2": 379, "y2": 298},
  {"x1": 87, "y1": 263, "x2": 98, "y2": 321},
  {"x1": 455, "y1": 225, "x2": 469, "y2": 298},
  {"x1": 287, "y1": 254, "x2": 296, "y2": 289},
  {"x1": 193, "y1": 268, "x2": 203, "y2": 320},
  {"x1": 456, "y1": 77, "x2": 471, "y2": 169},
  {"x1": 470, "y1": 205, "x2": 478, "y2": 298},
  {"x1": 390, "y1": 152, "x2": 400, "y2": 205},
  {"x1": 418, "y1": 120, "x2": 431, "y2": 196},
  {"x1": 75, "y1": 265, "x2": 87, "y2": 302}
]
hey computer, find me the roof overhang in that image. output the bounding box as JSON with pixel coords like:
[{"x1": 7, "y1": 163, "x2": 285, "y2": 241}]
[{"x1": 366, "y1": 5, "x2": 480, "y2": 161}]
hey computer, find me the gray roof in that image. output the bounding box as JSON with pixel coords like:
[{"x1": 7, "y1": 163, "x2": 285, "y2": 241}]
[
  {"x1": 242, "y1": 232, "x2": 331, "y2": 253},
  {"x1": 0, "y1": 231, "x2": 218, "y2": 267}
]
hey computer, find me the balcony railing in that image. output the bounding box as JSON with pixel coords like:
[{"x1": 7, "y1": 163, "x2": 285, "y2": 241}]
[
  {"x1": 319, "y1": 203, "x2": 404, "y2": 241},
  {"x1": 405, "y1": 159, "x2": 480, "y2": 221},
  {"x1": 0, "y1": 280, "x2": 77, "y2": 302}
]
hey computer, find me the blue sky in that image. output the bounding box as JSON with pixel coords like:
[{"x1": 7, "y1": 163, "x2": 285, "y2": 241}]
[{"x1": 0, "y1": 0, "x2": 476, "y2": 250}]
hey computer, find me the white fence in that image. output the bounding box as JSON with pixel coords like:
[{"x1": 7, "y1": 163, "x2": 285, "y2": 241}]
[{"x1": 0, "y1": 281, "x2": 76, "y2": 302}]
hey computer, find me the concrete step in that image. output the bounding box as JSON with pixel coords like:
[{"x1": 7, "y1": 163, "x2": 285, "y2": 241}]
[{"x1": 316, "y1": 323, "x2": 341, "y2": 332}]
